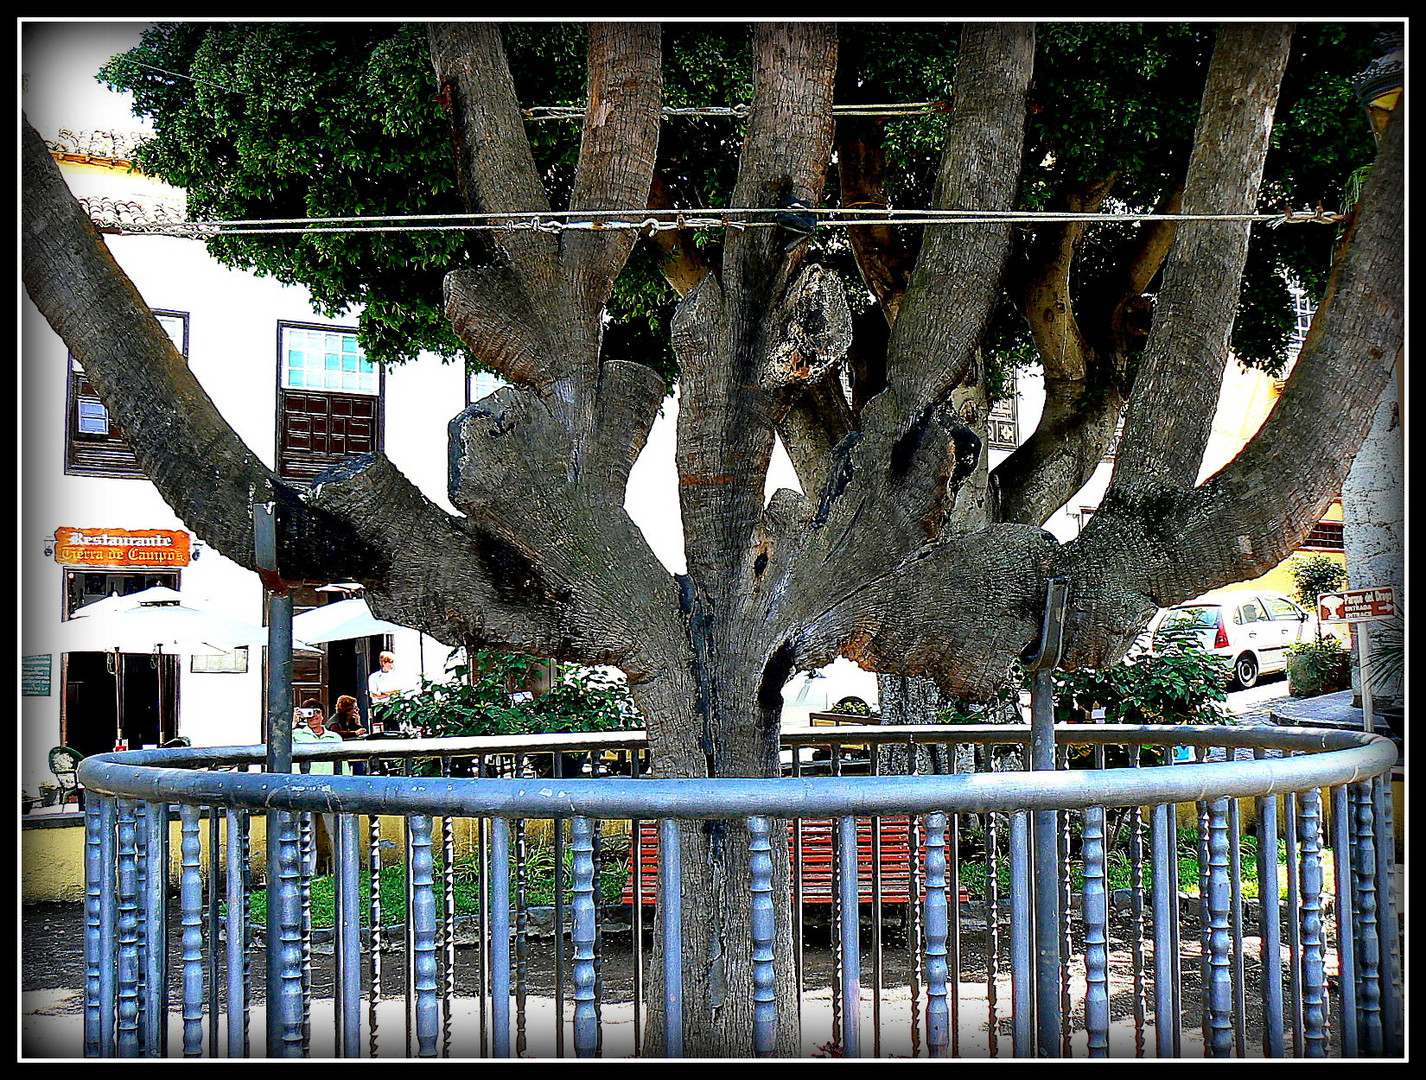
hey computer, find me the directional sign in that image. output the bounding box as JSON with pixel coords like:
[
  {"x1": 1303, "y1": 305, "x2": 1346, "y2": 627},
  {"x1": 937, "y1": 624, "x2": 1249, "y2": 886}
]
[{"x1": 1317, "y1": 586, "x2": 1397, "y2": 624}]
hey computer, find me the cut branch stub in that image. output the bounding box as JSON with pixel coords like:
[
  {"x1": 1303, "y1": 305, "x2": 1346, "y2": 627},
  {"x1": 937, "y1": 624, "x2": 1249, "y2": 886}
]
[
  {"x1": 760, "y1": 263, "x2": 854, "y2": 395},
  {"x1": 448, "y1": 384, "x2": 568, "y2": 517}
]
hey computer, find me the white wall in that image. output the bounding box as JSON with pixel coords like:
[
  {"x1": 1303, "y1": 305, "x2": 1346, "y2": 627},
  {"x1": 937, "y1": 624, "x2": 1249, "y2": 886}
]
[{"x1": 20, "y1": 160, "x2": 459, "y2": 791}]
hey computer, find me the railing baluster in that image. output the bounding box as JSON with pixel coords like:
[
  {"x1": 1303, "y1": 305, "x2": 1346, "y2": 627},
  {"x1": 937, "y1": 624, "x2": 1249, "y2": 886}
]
[
  {"x1": 571, "y1": 815, "x2": 600, "y2": 1057},
  {"x1": 489, "y1": 816, "x2": 513, "y2": 1058},
  {"x1": 267, "y1": 808, "x2": 307, "y2": 1057},
  {"x1": 367, "y1": 813, "x2": 383, "y2": 1058},
  {"x1": 1372, "y1": 774, "x2": 1402, "y2": 1056},
  {"x1": 440, "y1": 762, "x2": 455, "y2": 1058},
  {"x1": 226, "y1": 808, "x2": 252, "y2": 1059},
  {"x1": 630, "y1": 814, "x2": 644, "y2": 1056},
  {"x1": 921, "y1": 811, "x2": 950, "y2": 1058},
  {"x1": 115, "y1": 799, "x2": 142, "y2": 1057},
  {"x1": 298, "y1": 811, "x2": 313, "y2": 1048},
  {"x1": 1349, "y1": 781, "x2": 1381, "y2": 1055},
  {"x1": 946, "y1": 807, "x2": 961, "y2": 1058},
  {"x1": 748, "y1": 816, "x2": 778, "y2": 1058},
  {"x1": 334, "y1": 812, "x2": 362, "y2": 1058},
  {"x1": 1128, "y1": 747, "x2": 1148, "y2": 1058},
  {"x1": 409, "y1": 814, "x2": 440, "y2": 1057},
  {"x1": 475, "y1": 756, "x2": 489, "y2": 1057},
  {"x1": 180, "y1": 804, "x2": 206, "y2": 1056},
  {"x1": 207, "y1": 808, "x2": 222, "y2": 1058},
  {"x1": 84, "y1": 794, "x2": 116, "y2": 1057},
  {"x1": 1296, "y1": 788, "x2": 1328, "y2": 1056},
  {"x1": 1284, "y1": 789, "x2": 1304, "y2": 1054},
  {"x1": 1227, "y1": 795, "x2": 1246, "y2": 1056},
  {"x1": 836, "y1": 815, "x2": 862, "y2": 1058},
  {"x1": 514, "y1": 815, "x2": 530, "y2": 1058},
  {"x1": 660, "y1": 818, "x2": 684, "y2": 1059},
  {"x1": 1254, "y1": 765, "x2": 1285, "y2": 1058},
  {"x1": 1150, "y1": 802, "x2": 1176, "y2": 1060},
  {"x1": 141, "y1": 800, "x2": 168, "y2": 1057},
  {"x1": 1329, "y1": 784, "x2": 1358, "y2": 1058},
  {"x1": 1082, "y1": 802, "x2": 1109, "y2": 1056},
  {"x1": 985, "y1": 790, "x2": 1002, "y2": 1055},
  {"x1": 1009, "y1": 808, "x2": 1032, "y2": 1057},
  {"x1": 1204, "y1": 797, "x2": 1234, "y2": 1056}
]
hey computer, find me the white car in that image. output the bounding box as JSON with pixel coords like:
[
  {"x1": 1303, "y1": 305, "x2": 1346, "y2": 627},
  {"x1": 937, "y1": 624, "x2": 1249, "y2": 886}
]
[{"x1": 1150, "y1": 590, "x2": 1326, "y2": 689}]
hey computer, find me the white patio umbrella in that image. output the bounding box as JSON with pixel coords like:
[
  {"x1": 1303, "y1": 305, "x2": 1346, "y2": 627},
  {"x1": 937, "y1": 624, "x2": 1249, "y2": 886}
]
[
  {"x1": 291, "y1": 597, "x2": 407, "y2": 645},
  {"x1": 70, "y1": 584, "x2": 186, "y2": 620},
  {"x1": 61, "y1": 592, "x2": 285, "y2": 751},
  {"x1": 63, "y1": 597, "x2": 278, "y2": 654}
]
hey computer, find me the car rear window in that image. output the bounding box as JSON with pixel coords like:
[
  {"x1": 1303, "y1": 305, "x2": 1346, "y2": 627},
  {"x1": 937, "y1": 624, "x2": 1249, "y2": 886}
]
[{"x1": 1161, "y1": 606, "x2": 1220, "y2": 630}]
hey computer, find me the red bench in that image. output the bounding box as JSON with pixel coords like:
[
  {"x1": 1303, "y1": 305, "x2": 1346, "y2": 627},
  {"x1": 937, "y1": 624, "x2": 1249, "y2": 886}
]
[{"x1": 622, "y1": 816, "x2": 967, "y2": 905}]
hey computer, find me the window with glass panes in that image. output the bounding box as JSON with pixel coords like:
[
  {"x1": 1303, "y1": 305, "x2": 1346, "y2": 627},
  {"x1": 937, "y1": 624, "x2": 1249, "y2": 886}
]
[
  {"x1": 277, "y1": 323, "x2": 382, "y2": 485},
  {"x1": 65, "y1": 311, "x2": 187, "y2": 477}
]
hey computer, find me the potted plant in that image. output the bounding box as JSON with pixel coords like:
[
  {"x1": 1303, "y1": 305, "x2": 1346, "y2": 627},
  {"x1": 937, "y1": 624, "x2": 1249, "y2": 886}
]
[{"x1": 1286, "y1": 637, "x2": 1352, "y2": 697}]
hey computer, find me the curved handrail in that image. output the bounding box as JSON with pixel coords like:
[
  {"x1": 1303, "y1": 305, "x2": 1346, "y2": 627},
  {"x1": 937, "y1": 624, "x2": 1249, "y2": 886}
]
[{"x1": 77, "y1": 723, "x2": 1397, "y2": 821}]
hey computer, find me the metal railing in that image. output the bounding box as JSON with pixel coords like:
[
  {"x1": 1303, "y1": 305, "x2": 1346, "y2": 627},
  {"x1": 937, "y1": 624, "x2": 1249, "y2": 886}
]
[{"x1": 75, "y1": 722, "x2": 1401, "y2": 1058}]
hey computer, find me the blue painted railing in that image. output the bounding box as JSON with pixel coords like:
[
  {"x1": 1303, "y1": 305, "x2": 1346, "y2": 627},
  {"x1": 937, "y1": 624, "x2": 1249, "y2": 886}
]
[{"x1": 75, "y1": 723, "x2": 1401, "y2": 1058}]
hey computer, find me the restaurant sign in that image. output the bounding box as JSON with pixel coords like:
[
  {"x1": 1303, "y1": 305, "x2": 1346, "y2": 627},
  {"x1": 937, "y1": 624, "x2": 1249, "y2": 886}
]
[{"x1": 54, "y1": 527, "x2": 192, "y2": 568}]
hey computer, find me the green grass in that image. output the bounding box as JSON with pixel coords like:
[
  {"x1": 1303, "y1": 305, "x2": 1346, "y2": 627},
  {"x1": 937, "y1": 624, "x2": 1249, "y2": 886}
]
[
  {"x1": 240, "y1": 840, "x2": 628, "y2": 929},
  {"x1": 953, "y1": 829, "x2": 1315, "y2": 904}
]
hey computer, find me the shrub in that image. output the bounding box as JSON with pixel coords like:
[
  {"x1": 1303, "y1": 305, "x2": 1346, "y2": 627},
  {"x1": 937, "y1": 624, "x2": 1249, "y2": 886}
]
[
  {"x1": 1288, "y1": 553, "x2": 1348, "y2": 616},
  {"x1": 1286, "y1": 637, "x2": 1351, "y2": 697},
  {"x1": 377, "y1": 651, "x2": 641, "y2": 738},
  {"x1": 1051, "y1": 640, "x2": 1232, "y2": 727},
  {"x1": 825, "y1": 695, "x2": 877, "y2": 718}
]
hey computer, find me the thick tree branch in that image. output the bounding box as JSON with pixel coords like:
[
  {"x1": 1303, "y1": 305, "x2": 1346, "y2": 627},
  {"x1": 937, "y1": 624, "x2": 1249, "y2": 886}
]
[
  {"x1": 431, "y1": 23, "x2": 664, "y2": 501},
  {"x1": 675, "y1": 23, "x2": 838, "y2": 595},
  {"x1": 1107, "y1": 23, "x2": 1293, "y2": 496},
  {"x1": 865, "y1": 22, "x2": 1033, "y2": 436},
  {"x1": 789, "y1": 523, "x2": 1058, "y2": 698},
  {"x1": 23, "y1": 117, "x2": 372, "y2": 584},
  {"x1": 563, "y1": 23, "x2": 664, "y2": 323},
  {"x1": 427, "y1": 23, "x2": 558, "y2": 284},
  {"x1": 797, "y1": 23, "x2": 1033, "y2": 588},
  {"x1": 836, "y1": 116, "x2": 917, "y2": 325},
  {"x1": 1057, "y1": 103, "x2": 1403, "y2": 671}
]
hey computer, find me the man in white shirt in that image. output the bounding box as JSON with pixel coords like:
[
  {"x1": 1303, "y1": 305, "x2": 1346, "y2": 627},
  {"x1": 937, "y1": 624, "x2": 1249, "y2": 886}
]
[{"x1": 367, "y1": 650, "x2": 407, "y2": 705}]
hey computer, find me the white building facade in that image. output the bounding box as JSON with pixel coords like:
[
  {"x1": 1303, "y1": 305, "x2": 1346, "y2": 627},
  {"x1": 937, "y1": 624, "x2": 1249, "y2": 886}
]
[{"x1": 21, "y1": 146, "x2": 469, "y2": 793}]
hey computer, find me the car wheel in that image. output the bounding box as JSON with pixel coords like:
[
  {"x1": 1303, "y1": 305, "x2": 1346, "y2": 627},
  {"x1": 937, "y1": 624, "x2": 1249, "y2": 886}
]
[{"x1": 1233, "y1": 653, "x2": 1259, "y2": 690}]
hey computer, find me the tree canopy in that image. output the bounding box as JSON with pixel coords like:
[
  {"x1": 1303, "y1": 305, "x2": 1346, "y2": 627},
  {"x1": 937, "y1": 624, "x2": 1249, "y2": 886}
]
[{"x1": 99, "y1": 22, "x2": 1383, "y2": 380}]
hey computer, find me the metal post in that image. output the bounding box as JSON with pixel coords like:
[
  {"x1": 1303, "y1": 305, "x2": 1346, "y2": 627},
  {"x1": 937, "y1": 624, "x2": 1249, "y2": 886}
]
[
  {"x1": 1022, "y1": 578, "x2": 1069, "y2": 1056},
  {"x1": 255, "y1": 497, "x2": 305, "y2": 1056},
  {"x1": 254, "y1": 499, "x2": 292, "y2": 776}
]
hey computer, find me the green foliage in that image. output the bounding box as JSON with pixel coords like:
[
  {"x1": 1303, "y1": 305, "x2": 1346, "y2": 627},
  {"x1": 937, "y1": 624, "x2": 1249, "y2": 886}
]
[
  {"x1": 824, "y1": 695, "x2": 876, "y2": 718},
  {"x1": 1288, "y1": 553, "x2": 1349, "y2": 612},
  {"x1": 243, "y1": 835, "x2": 627, "y2": 928},
  {"x1": 1050, "y1": 640, "x2": 1232, "y2": 727},
  {"x1": 98, "y1": 21, "x2": 1391, "y2": 386},
  {"x1": 101, "y1": 23, "x2": 468, "y2": 368},
  {"x1": 375, "y1": 651, "x2": 641, "y2": 738},
  {"x1": 1286, "y1": 637, "x2": 1351, "y2": 697}
]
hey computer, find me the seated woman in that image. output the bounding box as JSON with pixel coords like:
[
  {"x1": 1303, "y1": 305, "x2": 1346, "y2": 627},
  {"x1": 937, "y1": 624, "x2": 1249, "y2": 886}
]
[{"x1": 327, "y1": 695, "x2": 367, "y2": 739}]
